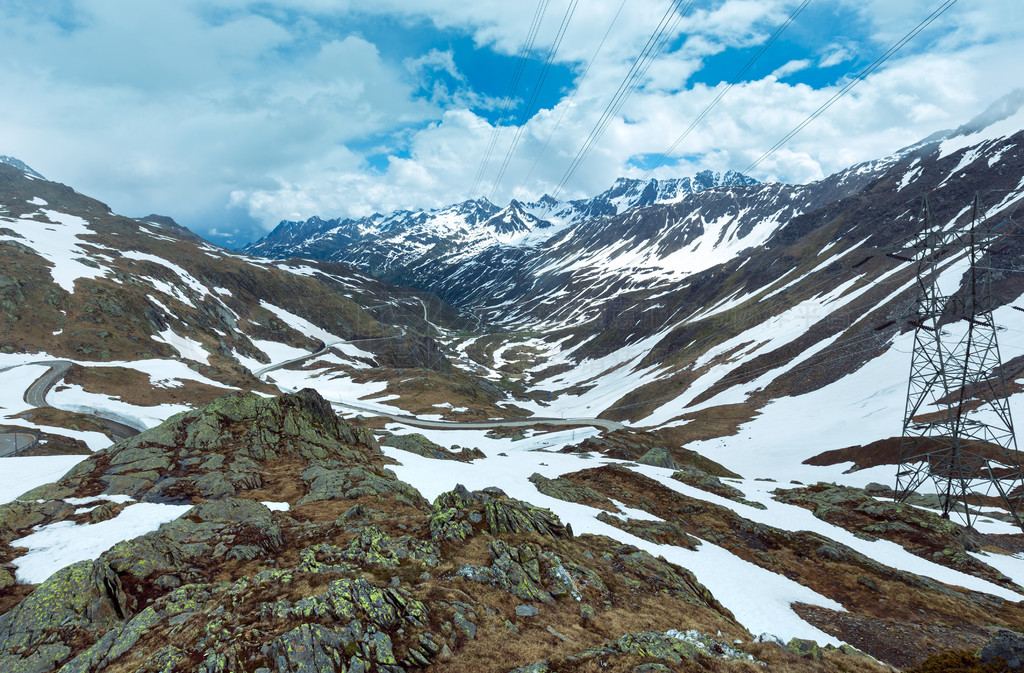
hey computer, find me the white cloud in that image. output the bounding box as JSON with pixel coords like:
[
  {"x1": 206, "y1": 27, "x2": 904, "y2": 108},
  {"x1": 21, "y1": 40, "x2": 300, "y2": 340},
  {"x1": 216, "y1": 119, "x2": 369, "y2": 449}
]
[
  {"x1": 818, "y1": 43, "x2": 855, "y2": 68},
  {"x1": 0, "y1": 0, "x2": 1022, "y2": 247},
  {"x1": 770, "y1": 59, "x2": 812, "y2": 80}
]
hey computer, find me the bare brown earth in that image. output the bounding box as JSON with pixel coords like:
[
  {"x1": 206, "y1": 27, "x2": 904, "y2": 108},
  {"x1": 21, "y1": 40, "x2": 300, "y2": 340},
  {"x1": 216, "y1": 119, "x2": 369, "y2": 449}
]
[
  {"x1": 0, "y1": 390, "x2": 901, "y2": 673},
  {"x1": 550, "y1": 464, "x2": 1024, "y2": 667},
  {"x1": 806, "y1": 436, "x2": 1024, "y2": 473},
  {"x1": 66, "y1": 365, "x2": 239, "y2": 408}
]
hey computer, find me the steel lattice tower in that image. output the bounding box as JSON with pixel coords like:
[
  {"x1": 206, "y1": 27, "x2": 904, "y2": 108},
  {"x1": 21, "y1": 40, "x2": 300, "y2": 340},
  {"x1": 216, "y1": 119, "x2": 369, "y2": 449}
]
[{"x1": 895, "y1": 195, "x2": 1024, "y2": 530}]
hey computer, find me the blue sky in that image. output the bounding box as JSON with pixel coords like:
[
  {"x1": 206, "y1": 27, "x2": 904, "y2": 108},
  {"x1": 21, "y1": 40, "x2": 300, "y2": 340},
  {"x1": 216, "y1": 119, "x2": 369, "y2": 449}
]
[{"x1": 1, "y1": 0, "x2": 1022, "y2": 248}]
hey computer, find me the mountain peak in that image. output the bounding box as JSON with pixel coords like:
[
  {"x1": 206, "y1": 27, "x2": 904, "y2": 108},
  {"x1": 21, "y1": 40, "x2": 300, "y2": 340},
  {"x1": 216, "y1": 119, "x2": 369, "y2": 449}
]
[
  {"x1": 952, "y1": 88, "x2": 1024, "y2": 138},
  {"x1": 0, "y1": 155, "x2": 45, "y2": 179}
]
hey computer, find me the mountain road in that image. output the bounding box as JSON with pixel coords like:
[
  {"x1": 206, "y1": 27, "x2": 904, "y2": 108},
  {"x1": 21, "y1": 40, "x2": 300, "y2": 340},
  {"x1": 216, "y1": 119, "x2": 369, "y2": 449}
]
[{"x1": 16, "y1": 360, "x2": 142, "y2": 442}]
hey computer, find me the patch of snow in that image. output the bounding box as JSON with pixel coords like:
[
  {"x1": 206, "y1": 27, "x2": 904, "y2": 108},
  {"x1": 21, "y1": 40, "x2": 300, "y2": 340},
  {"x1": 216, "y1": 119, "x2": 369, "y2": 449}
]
[
  {"x1": 0, "y1": 209, "x2": 112, "y2": 294},
  {"x1": 12, "y1": 502, "x2": 193, "y2": 584},
  {"x1": 47, "y1": 383, "x2": 186, "y2": 430},
  {"x1": 0, "y1": 456, "x2": 89, "y2": 505},
  {"x1": 151, "y1": 328, "x2": 210, "y2": 364}
]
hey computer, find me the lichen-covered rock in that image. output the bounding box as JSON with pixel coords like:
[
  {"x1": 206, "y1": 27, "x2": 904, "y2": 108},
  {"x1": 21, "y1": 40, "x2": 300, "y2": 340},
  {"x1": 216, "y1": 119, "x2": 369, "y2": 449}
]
[
  {"x1": 0, "y1": 499, "x2": 75, "y2": 540},
  {"x1": 979, "y1": 629, "x2": 1024, "y2": 670},
  {"x1": 101, "y1": 498, "x2": 282, "y2": 583},
  {"x1": 485, "y1": 496, "x2": 565, "y2": 538},
  {"x1": 671, "y1": 465, "x2": 766, "y2": 509},
  {"x1": 0, "y1": 560, "x2": 128, "y2": 671},
  {"x1": 604, "y1": 544, "x2": 732, "y2": 619},
  {"x1": 0, "y1": 390, "x2": 752, "y2": 673},
  {"x1": 298, "y1": 525, "x2": 439, "y2": 573},
  {"x1": 788, "y1": 638, "x2": 823, "y2": 660},
  {"x1": 270, "y1": 623, "x2": 354, "y2": 672},
  {"x1": 428, "y1": 485, "x2": 567, "y2": 542},
  {"x1": 528, "y1": 473, "x2": 617, "y2": 511},
  {"x1": 637, "y1": 447, "x2": 679, "y2": 470},
  {"x1": 595, "y1": 512, "x2": 701, "y2": 550},
  {"x1": 27, "y1": 389, "x2": 385, "y2": 505},
  {"x1": 774, "y1": 482, "x2": 1014, "y2": 588},
  {"x1": 297, "y1": 463, "x2": 426, "y2": 507},
  {"x1": 58, "y1": 605, "x2": 162, "y2": 673},
  {"x1": 383, "y1": 433, "x2": 458, "y2": 460},
  {"x1": 457, "y1": 539, "x2": 605, "y2": 606},
  {"x1": 510, "y1": 629, "x2": 762, "y2": 670}
]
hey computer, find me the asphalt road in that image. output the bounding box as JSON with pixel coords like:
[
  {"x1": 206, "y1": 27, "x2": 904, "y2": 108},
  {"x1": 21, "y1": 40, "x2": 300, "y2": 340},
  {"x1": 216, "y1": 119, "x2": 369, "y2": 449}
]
[
  {"x1": 11, "y1": 360, "x2": 143, "y2": 441},
  {"x1": 0, "y1": 432, "x2": 37, "y2": 457},
  {"x1": 23, "y1": 360, "x2": 73, "y2": 407}
]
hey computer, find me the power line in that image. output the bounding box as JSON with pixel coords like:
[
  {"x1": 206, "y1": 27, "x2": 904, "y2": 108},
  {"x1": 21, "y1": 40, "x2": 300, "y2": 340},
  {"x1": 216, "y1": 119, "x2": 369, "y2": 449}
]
[
  {"x1": 489, "y1": 0, "x2": 580, "y2": 202},
  {"x1": 552, "y1": 0, "x2": 698, "y2": 200},
  {"x1": 469, "y1": 0, "x2": 551, "y2": 198},
  {"x1": 514, "y1": 0, "x2": 628, "y2": 201},
  {"x1": 640, "y1": 0, "x2": 813, "y2": 182},
  {"x1": 744, "y1": 0, "x2": 959, "y2": 174}
]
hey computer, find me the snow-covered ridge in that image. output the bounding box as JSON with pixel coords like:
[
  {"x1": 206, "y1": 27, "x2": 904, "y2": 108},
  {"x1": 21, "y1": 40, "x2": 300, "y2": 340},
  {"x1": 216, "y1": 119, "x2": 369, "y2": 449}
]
[{"x1": 243, "y1": 171, "x2": 761, "y2": 265}]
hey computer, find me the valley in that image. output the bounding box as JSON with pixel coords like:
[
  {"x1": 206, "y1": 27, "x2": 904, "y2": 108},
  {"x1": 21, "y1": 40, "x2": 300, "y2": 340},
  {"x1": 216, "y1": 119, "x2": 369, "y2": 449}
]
[{"x1": 3, "y1": 95, "x2": 1024, "y2": 671}]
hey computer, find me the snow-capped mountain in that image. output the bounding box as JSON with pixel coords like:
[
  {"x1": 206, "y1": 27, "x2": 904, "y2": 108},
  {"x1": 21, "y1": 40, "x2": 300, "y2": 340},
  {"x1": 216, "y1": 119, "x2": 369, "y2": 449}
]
[
  {"x1": 243, "y1": 170, "x2": 761, "y2": 276},
  {"x1": 0, "y1": 155, "x2": 45, "y2": 180},
  {"x1": 7, "y1": 94, "x2": 1024, "y2": 672}
]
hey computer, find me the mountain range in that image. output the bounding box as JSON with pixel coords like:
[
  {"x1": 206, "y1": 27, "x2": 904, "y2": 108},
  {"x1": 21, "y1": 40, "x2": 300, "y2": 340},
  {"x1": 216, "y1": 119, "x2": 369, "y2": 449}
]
[{"x1": 2, "y1": 92, "x2": 1024, "y2": 671}]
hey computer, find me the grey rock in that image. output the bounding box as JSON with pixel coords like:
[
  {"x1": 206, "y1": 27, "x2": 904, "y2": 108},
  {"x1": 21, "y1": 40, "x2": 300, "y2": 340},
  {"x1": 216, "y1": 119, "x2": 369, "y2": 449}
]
[
  {"x1": 637, "y1": 447, "x2": 678, "y2": 469},
  {"x1": 515, "y1": 604, "x2": 539, "y2": 617},
  {"x1": 453, "y1": 612, "x2": 476, "y2": 639},
  {"x1": 980, "y1": 629, "x2": 1024, "y2": 671}
]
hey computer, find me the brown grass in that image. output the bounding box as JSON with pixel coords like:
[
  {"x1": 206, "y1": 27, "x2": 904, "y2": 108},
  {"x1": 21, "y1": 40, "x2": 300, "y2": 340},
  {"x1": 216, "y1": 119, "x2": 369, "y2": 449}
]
[{"x1": 67, "y1": 365, "x2": 234, "y2": 408}]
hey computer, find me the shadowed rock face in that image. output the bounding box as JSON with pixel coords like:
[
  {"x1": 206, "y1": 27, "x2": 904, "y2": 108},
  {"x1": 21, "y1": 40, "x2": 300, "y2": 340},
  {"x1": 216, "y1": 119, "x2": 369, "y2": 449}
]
[{"x1": 2, "y1": 389, "x2": 805, "y2": 673}]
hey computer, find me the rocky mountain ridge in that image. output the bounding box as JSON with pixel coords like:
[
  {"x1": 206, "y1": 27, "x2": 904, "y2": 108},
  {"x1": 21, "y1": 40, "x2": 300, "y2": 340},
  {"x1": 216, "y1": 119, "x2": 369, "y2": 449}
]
[
  {"x1": 2, "y1": 389, "x2": 1020, "y2": 672},
  {"x1": 242, "y1": 171, "x2": 760, "y2": 279}
]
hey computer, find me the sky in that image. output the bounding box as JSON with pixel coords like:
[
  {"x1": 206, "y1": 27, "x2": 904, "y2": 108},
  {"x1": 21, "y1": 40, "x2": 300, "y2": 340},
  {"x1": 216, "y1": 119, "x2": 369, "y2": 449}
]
[{"x1": 1, "y1": 0, "x2": 1022, "y2": 248}]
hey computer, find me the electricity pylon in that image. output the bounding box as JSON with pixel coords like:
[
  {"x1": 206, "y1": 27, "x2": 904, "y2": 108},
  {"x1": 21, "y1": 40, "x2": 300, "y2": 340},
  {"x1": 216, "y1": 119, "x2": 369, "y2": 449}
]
[{"x1": 895, "y1": 194, "x2": 1024, "y2": 530}]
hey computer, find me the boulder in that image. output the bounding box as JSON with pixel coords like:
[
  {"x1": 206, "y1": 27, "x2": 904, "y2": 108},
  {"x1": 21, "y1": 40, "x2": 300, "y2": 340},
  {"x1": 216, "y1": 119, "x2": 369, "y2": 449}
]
[
  {"x1": 979, "y1": 629, "x2": 1024, "y2": 671},
  {"x1": 637, "y1": 447, "x2": 679, "y2": 470}
]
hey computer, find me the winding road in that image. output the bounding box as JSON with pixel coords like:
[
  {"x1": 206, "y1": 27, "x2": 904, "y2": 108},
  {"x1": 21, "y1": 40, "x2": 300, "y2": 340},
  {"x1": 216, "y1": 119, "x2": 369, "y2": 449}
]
[
  {"x1": 23, "y1": 360, "x2": 73, "y2": 407},
  {"x1": 0, "y1": 432, "x2": 38, "y2": 458},
  {"x1": 3, "y1": 320, "x2": 621, "y2": 456},
  {"x1": 2, "y1": 360, "x2": 143, "y2": 453}
]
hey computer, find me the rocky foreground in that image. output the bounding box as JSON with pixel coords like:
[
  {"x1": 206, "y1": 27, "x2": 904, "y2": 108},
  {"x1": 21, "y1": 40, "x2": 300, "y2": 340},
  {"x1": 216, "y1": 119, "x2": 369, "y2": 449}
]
[{"x1": 0, "y1": 390, "x2": 1020, "y2": 672}]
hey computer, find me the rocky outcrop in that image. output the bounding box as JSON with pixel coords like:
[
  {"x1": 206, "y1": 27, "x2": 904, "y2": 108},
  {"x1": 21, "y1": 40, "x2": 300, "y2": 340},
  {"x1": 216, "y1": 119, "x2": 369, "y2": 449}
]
[
  {"x1": 671, "y1": 465, "x2": 766, "y2": 509},
  {"x1": 774, "y1": 483, "x2": 1017, "y2": 588},
  {"x1": 17, "y1": 389, "x2": 387, "y2": 507},
  {"x1": 0, "y1": 390, "x2": 752, "y2": 673},
  {"x1": 566, "y1": 429, "x2": 738, "y2": 477},
  {"x1": 381, "y1": 433, "x2": 484, "y2": 462},
  {"x1": 508, "y1": 629, "x2": 764, "y2": 671},
  {"x1": 527, "y1": 473, "x2": 617, "y2": 511}
]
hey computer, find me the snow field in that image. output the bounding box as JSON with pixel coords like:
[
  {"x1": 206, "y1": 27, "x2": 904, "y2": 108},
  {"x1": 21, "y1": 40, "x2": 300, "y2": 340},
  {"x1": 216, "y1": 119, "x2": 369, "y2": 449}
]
[
  {"x1": 0, "y1": 456, "x2": 89, "y2": 506},
  {"x1": 377, "y1": 414, "x2": 1024, "y2": 643},
  {"x1": 46, "y1": 383, "x2": 187, "y2": 431},
  {"x1": 11, "y1": 502, "x2": 194, "y2": 584},
  {"x1": 0, "y1": 209, "x2": 112, "y2": 294},
  {"x1": 378, "y1": 427, "x2": 847, "y2": 645}
]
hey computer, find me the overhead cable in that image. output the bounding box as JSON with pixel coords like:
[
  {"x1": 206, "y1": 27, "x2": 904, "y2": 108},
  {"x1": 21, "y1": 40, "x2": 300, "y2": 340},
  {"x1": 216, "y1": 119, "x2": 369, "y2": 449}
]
[{"x1": 744, "y1": 0, "x2": 960, "y2": 174}]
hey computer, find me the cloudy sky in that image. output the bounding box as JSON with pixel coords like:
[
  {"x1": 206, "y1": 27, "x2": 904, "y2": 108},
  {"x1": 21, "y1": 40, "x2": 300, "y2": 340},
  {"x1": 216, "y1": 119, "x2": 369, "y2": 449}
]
[{"x1": 2, "y1": 0, "x2": 1022, "y2": 247}]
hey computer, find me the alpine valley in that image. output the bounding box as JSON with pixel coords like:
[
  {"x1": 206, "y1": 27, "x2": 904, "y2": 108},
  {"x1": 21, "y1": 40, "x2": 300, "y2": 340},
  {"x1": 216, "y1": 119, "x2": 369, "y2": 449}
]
[{"x1": 3, "y1": 93, "x2": 1024, "y2": 673}]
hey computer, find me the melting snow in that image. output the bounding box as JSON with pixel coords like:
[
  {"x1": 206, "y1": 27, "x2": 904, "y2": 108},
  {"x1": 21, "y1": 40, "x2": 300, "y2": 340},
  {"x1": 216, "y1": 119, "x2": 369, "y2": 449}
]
[{"x1": 12, "y1": 502, "x2": 193, "y2": 584}]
